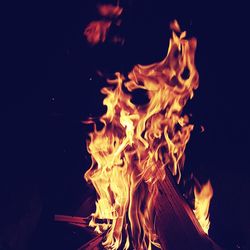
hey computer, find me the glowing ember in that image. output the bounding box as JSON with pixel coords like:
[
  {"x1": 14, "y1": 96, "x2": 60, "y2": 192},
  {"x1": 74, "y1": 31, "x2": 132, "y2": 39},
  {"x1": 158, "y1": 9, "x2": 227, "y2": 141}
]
[{"x1": 83, "y1": 20, "x2": 213, "y2": 249}]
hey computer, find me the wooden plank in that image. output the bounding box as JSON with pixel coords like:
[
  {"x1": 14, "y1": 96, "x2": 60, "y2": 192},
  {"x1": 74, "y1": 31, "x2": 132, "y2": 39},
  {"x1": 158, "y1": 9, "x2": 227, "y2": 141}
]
[
  {"x1": 155, "y1": 167, "x2": 221, "y2": 250},
  {"x1": 54, "y1": 214, "x2": 89, "y2": 227},
  {"x1": 77, "y1": 232, "x2": 105, "y2": 250}
]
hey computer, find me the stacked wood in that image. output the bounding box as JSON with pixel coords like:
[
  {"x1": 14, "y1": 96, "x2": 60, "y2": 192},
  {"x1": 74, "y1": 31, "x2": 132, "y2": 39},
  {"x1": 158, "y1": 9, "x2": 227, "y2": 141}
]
[
  {"x1": 55, "y1": 168, "x2": 222, "y2": 250},
  {"x1": 155, "y1": 167, "x2": 221, "y2": 250}
]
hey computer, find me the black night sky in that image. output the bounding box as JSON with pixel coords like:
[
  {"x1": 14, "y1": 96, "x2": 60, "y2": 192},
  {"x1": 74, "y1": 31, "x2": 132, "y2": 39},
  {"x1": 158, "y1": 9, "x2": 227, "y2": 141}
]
[{"x1": 1, "y1": 0, "x2": 250, "y2": 249}]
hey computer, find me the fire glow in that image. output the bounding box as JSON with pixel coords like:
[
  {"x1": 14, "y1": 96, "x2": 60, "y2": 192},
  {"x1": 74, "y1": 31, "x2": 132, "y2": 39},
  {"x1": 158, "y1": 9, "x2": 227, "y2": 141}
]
[
  {"x1": 84, "y1": 4, "x2": 123, "y2": 45},
  {"x1": 82, "y1": 20, "x2": 213, "y2": 249}
]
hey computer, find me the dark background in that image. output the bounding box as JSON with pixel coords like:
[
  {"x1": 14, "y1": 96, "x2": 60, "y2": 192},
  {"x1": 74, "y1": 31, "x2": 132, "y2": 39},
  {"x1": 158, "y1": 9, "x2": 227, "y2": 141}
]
[{"x1": 1, "y1": 0, "x2": 250, "y2": 249}]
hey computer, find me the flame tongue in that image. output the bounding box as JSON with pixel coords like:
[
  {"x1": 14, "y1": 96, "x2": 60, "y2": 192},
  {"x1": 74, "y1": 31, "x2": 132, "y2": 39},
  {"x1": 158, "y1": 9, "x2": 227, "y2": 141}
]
[
  {"x1": 84, "y1": 20, "x2": 208, "y2": 249},
  {"x1": 194, "y1": 180, "x2": 213, "y2": 235}
]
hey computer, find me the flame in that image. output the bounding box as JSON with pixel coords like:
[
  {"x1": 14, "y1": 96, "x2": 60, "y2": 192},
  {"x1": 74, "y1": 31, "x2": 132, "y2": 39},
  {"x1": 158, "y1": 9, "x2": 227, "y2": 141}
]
[
  {"x1": 84, "y1": 20, "x2": 212, "y2": 249},
  {"x1": 194, "y1": 180, "x2": 213, "y2": 234},
  {"x1": 84, "y1": 4, "x2": 123, "y2": 45},
  {"x1": 97, "y1": 4, "x2": 123, "y2": 18},
  {"x1": 84, "y1": 20, "x2": 112, "y2": 45}
]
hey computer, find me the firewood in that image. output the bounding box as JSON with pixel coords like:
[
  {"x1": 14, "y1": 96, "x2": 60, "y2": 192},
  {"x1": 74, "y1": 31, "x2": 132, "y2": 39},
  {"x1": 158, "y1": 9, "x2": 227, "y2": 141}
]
[
  {"x1": 155, "y1": 167, "x2": 221, "y2": 250},
  {"x1": 77, "y1": 232, "x2": 105, "y2": 250},
  {"x1": 54, "y1": 215, "x2": 89, "y2": 227},
  {"x1": 55, "y1": 170, "x2": 222, "y2": 250}
]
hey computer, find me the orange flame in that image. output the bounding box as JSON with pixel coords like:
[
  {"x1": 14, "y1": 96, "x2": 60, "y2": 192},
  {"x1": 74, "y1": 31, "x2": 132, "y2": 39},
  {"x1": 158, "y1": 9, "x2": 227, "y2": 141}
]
[
  {"x1": 84, "y1": 20, "x2": 212, "y2": 249},
  {"x1": 97, "y1": 4, "x2": 123, "y2": 18},
  {"x1": 84, "y1": 20, "x2": 112, "y2": 45},
  {"x1": 84, "y1": 4, "x2": 123, "y2": 45}
]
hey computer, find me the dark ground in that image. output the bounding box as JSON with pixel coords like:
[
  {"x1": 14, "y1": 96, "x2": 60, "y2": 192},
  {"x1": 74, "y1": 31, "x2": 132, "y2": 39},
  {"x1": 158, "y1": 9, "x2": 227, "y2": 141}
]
[{"x1": 1, "y1": 0, "x2": 250, "y2": 249}]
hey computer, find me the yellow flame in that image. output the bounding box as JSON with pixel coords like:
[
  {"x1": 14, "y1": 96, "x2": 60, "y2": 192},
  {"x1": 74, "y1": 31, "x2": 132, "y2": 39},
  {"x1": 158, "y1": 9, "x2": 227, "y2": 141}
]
[
  {"x1": 84, "y1": 20, "x2": 212, "y2": 249},
  {"x1": 194, "y1": 180, "x2": 213, "y2": 234}
]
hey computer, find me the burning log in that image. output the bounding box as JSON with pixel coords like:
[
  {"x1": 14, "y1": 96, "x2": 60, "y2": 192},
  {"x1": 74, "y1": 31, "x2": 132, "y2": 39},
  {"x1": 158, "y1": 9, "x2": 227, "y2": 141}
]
[
  {"x1": 155, "y1": 167, "x2": 221, "y2": 250},
  {"x1": 54, "y1": 215, "x2": 90, "y2": 228},
  {"x1": 77, "y1": 232, "x2": 105, "y2": 250},
  {"x1": 56, "y1": 170, "x2": 221, "y2": 250},
  {"x1": 54, "y1": 215, "x2": 106, "y2": 249}
]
